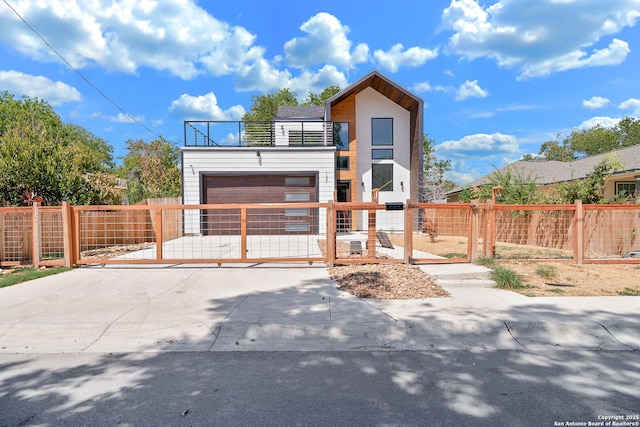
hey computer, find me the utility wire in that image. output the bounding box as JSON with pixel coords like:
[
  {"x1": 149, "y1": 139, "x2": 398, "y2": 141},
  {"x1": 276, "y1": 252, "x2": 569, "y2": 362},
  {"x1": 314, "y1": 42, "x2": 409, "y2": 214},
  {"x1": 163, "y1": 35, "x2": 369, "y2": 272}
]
[{"x1": 3, "y1": 0, "x2": 162, "y2": 139}]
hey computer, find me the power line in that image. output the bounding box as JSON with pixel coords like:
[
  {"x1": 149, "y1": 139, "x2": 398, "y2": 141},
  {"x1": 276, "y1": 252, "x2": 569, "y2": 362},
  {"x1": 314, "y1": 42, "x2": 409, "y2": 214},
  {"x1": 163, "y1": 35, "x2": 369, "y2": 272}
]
[{"x1": 3, "y1": 0, "x2": 162, "y2": 139}]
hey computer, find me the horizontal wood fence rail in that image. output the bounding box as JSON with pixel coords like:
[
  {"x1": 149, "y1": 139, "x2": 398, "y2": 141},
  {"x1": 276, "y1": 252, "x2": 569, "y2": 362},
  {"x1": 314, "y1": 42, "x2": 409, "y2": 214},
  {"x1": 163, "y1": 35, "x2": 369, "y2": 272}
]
[{"x1": 2, "y1": 200, "x2": 640, "y2": 267}]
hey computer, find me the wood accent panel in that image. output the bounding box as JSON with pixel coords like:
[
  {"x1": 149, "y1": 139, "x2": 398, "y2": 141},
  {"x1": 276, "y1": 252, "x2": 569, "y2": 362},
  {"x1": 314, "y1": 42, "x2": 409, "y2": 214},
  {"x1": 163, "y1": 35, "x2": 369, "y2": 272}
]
[{"x1": 331, "y1": 93, "x2": 357, "y2": 203}]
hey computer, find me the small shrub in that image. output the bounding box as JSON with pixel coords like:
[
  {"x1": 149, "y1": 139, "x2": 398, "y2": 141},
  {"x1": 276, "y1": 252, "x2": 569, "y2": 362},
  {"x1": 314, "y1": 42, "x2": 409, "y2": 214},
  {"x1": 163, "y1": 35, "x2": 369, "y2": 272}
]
[
  {"x1": 443, "y1": 253, "x2": 467, "y2": 259},
  {"x1": 476, "y1": 256, "x2": 499, "y2": 269},
  {"x1": 535, "y1": 264, "x2": 558, "y2": 280},
  {"x1": 617, "y1": 287, "x2": 640, "y2": 296},
  {"x1": 491, "y1": 266, "x2": 524, "y2": 289}
]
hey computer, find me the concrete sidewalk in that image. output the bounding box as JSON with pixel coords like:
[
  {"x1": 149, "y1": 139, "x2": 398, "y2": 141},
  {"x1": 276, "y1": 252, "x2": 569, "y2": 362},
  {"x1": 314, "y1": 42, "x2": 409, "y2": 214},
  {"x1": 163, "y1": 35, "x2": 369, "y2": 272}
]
[{"x1": 0, "y1": 262, "x2": 638, "y2": 353}]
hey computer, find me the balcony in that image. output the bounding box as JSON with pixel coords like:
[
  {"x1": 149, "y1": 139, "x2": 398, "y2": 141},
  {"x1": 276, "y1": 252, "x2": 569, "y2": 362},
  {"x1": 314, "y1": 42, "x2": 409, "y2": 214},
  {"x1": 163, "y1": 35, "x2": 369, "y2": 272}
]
[{"x1": 184, "y1": 120, "x2": 336, "y2": 148}]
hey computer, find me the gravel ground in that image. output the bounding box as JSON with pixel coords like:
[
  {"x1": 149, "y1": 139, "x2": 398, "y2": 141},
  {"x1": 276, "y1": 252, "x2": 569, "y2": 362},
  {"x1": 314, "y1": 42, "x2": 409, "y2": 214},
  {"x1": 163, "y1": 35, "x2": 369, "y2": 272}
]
[{"x1": 328, "y1": 263, "x2": 450, "y2": 299}]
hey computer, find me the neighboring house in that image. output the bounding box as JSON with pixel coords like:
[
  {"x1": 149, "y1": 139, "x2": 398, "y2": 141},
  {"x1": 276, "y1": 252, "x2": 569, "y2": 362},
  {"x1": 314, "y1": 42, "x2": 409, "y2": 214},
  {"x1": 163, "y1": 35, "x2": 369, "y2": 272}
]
[
  {"x1": 447, "y1": 144, "x2": 640, "y2": 202},
  {"x1": 181, "y1": 70, "x2": 424, "y2": 234}
]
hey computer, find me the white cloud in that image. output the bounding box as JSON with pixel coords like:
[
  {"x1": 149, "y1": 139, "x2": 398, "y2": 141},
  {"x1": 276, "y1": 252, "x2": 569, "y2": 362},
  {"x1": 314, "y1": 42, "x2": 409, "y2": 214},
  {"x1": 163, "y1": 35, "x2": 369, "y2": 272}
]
[
  {"x1": 373, "y1": 44, "x2": 438, "y2": 73},
  {"x1": 576, "y1": 116, "x2": 621, "y2": 130},
  {"x1": 442, "y1": 0, "x2": 640, "y2": 78},
  {"x1": 90, "y1": 111, "x2": 145, "y2": 123},
  {"x1": 283, "y1": 13, "x2": 369, "y2": 69},
  {"x1": 455, "y1": 80, "x2": 489, "y2": 101},
  {"x1": 437, "y1": 133, "x2": 520, "y2": 160},
  {"x1": 413, "y1": 81, "x2": 432, "y2": 92},
  {"x1": 168, "y1": 92, "x2": 246, "y2": 121},
  {"x1": 583, "y1": 96, "x2": 610, "y2": 109},
  {"x1": 0, "y1": 70, "x2": 81, "y2": 105},
  {"x1": 619, "y1": 98, "x2": 640, "y2": 116},
  {"x1": 0, "y1": 1, "x2": 265, "y2": 80},
  {"x1": 287, "y1": 65, "x2": 349, "y2": 97},
  {"x1": 446, "y1": 163, "x2": 481, "y2": 185},
  {"x1": 234, "y1": 59, "x2": 294, "y2": 93}
]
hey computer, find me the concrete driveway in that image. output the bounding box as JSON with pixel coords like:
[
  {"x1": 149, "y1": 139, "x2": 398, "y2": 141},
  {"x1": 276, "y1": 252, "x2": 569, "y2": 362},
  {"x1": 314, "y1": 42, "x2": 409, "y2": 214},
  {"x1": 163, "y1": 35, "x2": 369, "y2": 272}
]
[{"x1": 0, "y1": 263, "x2": 639, "y2": 353}]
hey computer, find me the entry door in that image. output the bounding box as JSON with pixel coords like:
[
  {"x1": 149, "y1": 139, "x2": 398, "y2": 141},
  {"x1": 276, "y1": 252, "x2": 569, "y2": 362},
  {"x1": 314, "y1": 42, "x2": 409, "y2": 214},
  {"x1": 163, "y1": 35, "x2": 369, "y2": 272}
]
[{"x1": 336, "y1": 180, "x2": 351, "y2": 231}]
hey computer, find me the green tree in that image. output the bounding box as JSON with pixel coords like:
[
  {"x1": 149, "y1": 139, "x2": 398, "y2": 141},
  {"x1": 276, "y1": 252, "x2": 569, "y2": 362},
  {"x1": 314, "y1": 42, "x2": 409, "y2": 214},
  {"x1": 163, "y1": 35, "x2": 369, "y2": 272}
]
[
  {"x1": 555, "y1": 157, "x2": 624, "y2": 204},
  {"x1": 422, "y1": 134, "x2": 453, "y2": 202},
  {"x1": 458, "y1": 165, "x2": 540, "y2": 204},
  {"x1": 0, "y1": 92, "x2": 118, "y2": 205},
  {"x1": 241, "y1": 88, "x2": 299, "y2": 122},
  {"x1": 304, "y1": 86, "x2": 341, "y2": 106},
  {"x1": 118, "y1": 138, "x2": 182, "y2": 204},
  {"x1": 524, "y1": 135, "x2": 576, "y2": 162},
  {"x1": 525, "y1": 117, "x2": 640, "y2": 161}
]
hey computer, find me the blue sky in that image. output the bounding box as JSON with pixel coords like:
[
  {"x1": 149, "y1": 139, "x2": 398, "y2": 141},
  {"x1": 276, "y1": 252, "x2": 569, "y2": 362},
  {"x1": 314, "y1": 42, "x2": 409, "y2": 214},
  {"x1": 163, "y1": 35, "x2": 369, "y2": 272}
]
[{"x1": 1, "y1": 0, "x2": 639, "y2": 185}]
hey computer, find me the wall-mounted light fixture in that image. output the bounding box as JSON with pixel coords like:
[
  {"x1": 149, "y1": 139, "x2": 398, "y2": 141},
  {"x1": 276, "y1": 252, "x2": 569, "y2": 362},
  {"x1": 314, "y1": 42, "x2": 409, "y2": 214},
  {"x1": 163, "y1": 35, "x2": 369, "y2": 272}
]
[
  {"x1": 256, "y1": 151, "x2": 261, "y2": 157},
  {"x1": 400, "y1": 181, "x2": 404, "y2": 192},
  {"x1": 361, "y1": 182, "x2": 365, "y2": 189}
]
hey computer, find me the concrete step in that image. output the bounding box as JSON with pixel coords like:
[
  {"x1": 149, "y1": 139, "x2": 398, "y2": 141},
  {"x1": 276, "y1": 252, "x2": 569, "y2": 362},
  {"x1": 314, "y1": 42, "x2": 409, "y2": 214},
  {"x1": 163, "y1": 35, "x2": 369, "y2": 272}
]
[{"x1": 418, "y1": 263, "x2": 492, "y2": 281}]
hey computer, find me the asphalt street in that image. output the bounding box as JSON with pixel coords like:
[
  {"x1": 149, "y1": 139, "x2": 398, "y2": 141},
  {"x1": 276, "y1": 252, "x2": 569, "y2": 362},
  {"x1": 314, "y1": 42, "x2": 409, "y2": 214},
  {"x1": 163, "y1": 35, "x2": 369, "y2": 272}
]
[{"x1": 1, "y1": 350, "x2": 639, "y2": 427}]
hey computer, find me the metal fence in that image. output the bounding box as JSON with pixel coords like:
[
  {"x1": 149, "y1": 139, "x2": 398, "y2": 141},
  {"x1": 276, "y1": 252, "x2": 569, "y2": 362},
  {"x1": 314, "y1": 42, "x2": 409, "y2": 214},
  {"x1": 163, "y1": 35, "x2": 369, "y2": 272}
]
[
  {"x1": 2, "y1": 201, "x2": 640, "y2": 267},
  {"x1": 184, "y1": 120, "x2": 335, "y2": 147}
]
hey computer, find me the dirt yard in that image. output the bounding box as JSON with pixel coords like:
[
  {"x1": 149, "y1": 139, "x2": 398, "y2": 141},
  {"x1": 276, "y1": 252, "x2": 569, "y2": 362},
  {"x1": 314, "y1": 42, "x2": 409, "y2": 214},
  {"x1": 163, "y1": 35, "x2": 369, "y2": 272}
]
[{"x1": 329, "y1": 235, "x2": 640, "y2": 299}]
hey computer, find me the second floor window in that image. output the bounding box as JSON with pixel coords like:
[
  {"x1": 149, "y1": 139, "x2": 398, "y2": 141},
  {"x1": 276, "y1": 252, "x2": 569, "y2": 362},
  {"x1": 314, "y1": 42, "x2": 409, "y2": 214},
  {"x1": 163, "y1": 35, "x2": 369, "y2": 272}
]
[
  {"x1": 333, "y1": 122, "x2": 350, "y2": 150},
  {"x1": 372, "y1": 118, "x2": 393, "y2": 146}
]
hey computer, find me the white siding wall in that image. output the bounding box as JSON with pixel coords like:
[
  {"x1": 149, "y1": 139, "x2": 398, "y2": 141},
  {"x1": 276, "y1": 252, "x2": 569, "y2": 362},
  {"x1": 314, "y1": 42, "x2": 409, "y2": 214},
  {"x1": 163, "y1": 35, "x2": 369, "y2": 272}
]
[
  {"x1": 355, "y1": 87, "x2": 411, "y2": 231},
  {"x1": 274, "y1": 121, "x2": 330, "y2": 146},
  {"x1": 182, "y1": 147, "x2": 336, "y2": 234}
]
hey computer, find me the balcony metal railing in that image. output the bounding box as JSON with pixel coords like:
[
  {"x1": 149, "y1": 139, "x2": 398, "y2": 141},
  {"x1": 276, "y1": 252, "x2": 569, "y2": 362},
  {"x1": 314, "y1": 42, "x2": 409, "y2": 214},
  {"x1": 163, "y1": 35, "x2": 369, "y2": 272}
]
[{"x1": 184, "y1": 120, "x2": 335, "y2": 148}]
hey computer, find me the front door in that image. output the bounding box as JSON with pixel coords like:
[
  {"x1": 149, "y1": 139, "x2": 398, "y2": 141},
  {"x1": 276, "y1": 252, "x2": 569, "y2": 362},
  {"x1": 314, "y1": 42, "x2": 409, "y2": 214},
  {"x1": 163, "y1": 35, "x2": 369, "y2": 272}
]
[{"x1": 336, "y1": 180, "x2": 351, "y2": 231}]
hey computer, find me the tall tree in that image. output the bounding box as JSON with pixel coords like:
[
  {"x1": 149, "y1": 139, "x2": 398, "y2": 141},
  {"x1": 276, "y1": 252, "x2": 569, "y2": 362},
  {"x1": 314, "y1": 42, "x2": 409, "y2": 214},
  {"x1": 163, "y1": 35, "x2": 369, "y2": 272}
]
[
  {"x1": 422, "y1": 134, "x2": 454, "y2": 202},
  {"x1": 118, "y1": 138, "x2": 182, "y2": 204},
  {"x1": 241, "y1": 88, "x2": 299, "y2": 122},
  {"x1": 525, "y1": 117, "x2": 640, "y2": 161},
  {"x1": 0, "y1": 91, "x2": 118, "y2": 205},
  {"x1": 304, "y1": 86, "x2": 341, "y2": 106}
]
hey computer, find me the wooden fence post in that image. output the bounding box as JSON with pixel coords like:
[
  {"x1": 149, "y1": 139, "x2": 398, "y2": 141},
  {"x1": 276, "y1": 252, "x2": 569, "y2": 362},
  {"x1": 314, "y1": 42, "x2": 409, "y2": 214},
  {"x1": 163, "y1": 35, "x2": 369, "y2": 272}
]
[
  {"x1": 367, "y1": 208, "x2": 377, "y2": 258},
  {"x1": 327, "y1": 201, "x2": 336, "y2": 268},
  {"x1": 31, "y1": 202, "x2": 41, "y2": 268},
  {"x1": 61, "y1": 201, "x2": 74, "y2": 267},
  {"x1": 470, "y1": 204, "x2": 479, "y2": 262},
  {"x1": 404, "y1": 201, "x2": 414, "y2": 264},
  {"x1": 154, "y1": 208, "x2": 163, "y2": 261},
  {"x1": 240, "y1": 207, "x2": 248, "y2": 262},
  {"x1": 574, "y1": 200, "x2": 584, "y2": 265},
  {"x1": 483, "y1": 201, "x2": 494, "y2": 258}
]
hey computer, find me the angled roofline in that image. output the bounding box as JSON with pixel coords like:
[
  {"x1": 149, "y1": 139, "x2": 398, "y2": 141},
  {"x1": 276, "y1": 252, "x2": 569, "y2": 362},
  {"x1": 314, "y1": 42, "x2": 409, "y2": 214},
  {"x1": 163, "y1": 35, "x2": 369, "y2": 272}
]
[{"x1": 324, "y1": 70, "x2": 424, "y2": 120}]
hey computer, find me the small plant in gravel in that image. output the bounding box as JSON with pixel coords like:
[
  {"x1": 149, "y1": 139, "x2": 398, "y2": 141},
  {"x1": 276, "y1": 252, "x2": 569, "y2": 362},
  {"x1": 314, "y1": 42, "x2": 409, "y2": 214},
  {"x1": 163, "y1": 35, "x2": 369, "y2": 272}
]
[{"x1": 535, "y1": 264, "x2": 558, "y2": 280}]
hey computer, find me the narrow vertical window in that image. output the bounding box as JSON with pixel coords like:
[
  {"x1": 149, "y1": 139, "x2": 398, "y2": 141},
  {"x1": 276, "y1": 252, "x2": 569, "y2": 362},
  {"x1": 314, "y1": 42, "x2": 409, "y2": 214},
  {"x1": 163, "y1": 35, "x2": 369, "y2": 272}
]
[{"x1": 372, "y1": 118, "x2": 393, "y2": 146}]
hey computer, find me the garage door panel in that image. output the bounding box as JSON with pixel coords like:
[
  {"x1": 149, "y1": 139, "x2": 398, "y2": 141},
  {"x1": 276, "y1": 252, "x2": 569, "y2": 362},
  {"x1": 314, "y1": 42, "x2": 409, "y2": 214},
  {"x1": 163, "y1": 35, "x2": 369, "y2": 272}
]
[{"x1": 203, "y1": 174, "x2": 317, "y2": 235}]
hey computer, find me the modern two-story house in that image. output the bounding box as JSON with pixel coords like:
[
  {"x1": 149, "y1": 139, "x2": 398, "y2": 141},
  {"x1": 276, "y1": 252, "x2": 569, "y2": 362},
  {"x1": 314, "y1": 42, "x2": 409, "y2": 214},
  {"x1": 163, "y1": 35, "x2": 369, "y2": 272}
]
[{"x1": 181, "y1": 70, "x2": 424, "y2": 235}]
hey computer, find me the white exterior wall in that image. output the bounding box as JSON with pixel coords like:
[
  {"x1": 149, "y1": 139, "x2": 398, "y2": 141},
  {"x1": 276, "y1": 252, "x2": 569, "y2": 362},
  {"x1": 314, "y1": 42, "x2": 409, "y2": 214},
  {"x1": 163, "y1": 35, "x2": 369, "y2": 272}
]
[
  {"x1": 182, "y1": 146, "x2": 336, "y2": 234},
  {"x1": 355, "y1": 87, "x2": 411, "y2": 231},
  {"x1": 274, "y1": 121, "x2": 330, "y2": 146}
]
